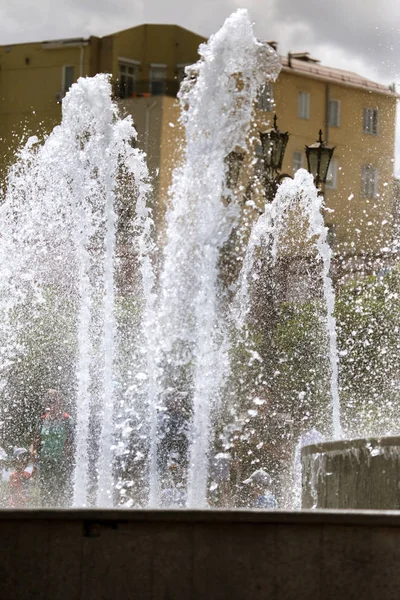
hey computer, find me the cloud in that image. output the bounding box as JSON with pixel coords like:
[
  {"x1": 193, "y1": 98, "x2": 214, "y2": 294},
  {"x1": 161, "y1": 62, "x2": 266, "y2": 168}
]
[{"x1": 1, "y1": 1, "x2": 398, "y2": 85}]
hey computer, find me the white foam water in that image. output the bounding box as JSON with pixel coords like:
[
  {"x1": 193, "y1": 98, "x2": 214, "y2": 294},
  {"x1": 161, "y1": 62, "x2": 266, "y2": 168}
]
[{"x1": 151, "y1": 9, "x2": 281, "y2": 508}]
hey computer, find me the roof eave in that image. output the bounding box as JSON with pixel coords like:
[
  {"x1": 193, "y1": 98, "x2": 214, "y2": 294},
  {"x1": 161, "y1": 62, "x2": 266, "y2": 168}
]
[{"x1": 280, "y1": 64, "x2": 400, "y2": 99}]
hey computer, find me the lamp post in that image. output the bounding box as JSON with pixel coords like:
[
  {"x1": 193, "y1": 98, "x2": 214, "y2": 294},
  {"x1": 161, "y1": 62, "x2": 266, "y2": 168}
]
[
  {"x1": 259, "y1": 115, "x2": 290, "y2": 201},
  {"x1": 258, "y1": 116, "x2": 335, "y2": 201},
  {"x1": 224, "y1": 117, "x2": 335, "y2": 206},
  {"x1": 305, "y1": 130, "x2": 335, "y2": 190}
]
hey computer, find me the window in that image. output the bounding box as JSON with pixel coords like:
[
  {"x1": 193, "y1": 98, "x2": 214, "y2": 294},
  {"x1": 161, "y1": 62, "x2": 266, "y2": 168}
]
[
  {"x1": 361, "y1": 164, "x2": 378, "y2": 198},
  {"x1": 150, "y1": 65, "x2": 166, "y2": 95},
  {"x1": 326, "y1": 158, "x2": 338, "y2": 189},
  {"x1": 298, "y1": 91, "x2": 310, "y2": 119},
  {"x1": 328, "y1": 99, "x2": 340, "y2": 127},
  {"x1": 363, "y1": 108, "x2": 378, "y2": 135},
  {"x1": 257, "y1": 83, "x2": 274, "y2": 111},
  {"x1": 293, "y1": 151, "x2": 303, "y2": 174},
  {"x1": 118, "y1": 61, "x2": 138, "y2": 99},
  {"x1": 62, "y1": 65, "x2": 74, "y2": 94}
]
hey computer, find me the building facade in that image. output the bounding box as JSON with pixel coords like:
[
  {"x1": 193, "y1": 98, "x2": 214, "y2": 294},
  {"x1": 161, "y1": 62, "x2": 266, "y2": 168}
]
[
  {"x1": 0, "y1": 25, "x2": 398, "y2": 262},
  {"x1": 252, "y1": 52, "x2": 398, "y2": 269},
  {"x1": 0, "y1": 23, "x2": 204, "y2": 215}
]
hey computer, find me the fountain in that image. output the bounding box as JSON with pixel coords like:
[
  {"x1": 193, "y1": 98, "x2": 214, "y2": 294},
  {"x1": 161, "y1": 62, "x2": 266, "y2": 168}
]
[
  {"x1": 0, "y1": 9, "x2": 286, "y2": 509},
  {"x1": 232, "y1": 168, "x2": 343, "y2": 506},
  {"x1": 1, "y1": 9, "x2": 400, "y2": 600},
  {"x1": 0, "y1": 7, "x2": 398, "y2": 514}
]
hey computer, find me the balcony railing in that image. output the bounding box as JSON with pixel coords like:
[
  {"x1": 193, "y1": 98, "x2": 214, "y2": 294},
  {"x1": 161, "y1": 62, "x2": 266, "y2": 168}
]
[{"x1": 115, "y1": 79, "x2": 181, "y2": 100}]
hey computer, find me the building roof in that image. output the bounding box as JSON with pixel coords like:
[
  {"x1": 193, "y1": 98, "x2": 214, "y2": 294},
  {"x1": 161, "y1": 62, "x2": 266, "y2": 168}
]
[
  {"x1": 1, "y1": 23, "x2": 205, "y2": 49},
  {"x1": 105, "y1": 22, "x2": 206, "y2": 40},
  {"x1": 280, "y1": 54, "x2": 398, "y2": 97}
]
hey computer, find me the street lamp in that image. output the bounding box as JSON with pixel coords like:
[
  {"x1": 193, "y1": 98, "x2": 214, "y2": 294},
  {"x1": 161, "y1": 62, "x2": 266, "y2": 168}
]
[
  {"x1": 259, "y1": 115, "x2": 290, "y2": 200},
  {"x1": 258, "y1": 117, "x2": 335, "y2": 202},
  {"x1": 225, "y1": 117, "x2": 336, "y2": 206},
  {"x1": 305, "y1": 130, "x2": 335, "y2": 189},
  {"x1": 260, "y1": 114, "x2": 289, "y2": 173}
]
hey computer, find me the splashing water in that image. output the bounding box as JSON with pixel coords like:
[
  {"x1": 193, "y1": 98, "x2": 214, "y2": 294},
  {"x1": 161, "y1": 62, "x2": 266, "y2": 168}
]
[
  {"x1": 235, "y1": 169, "x2": 342, "y2": 439},
  {"x1": 0, "y1": 10, "x2": 347, "y2": 510},
  {"x1": 150, "y1": 9, "x2": 281, "y2": 508},
  {"x1": 1, "y1": 74, "x2": 152, "y2": 506}
]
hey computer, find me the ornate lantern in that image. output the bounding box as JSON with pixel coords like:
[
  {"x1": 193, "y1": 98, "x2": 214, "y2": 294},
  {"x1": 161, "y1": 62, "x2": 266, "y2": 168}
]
[
  {"x1": 260, "y1": 114, "x2": 289, "y2": 173},
  {"x1": 305, "y1": 130, "x2": 335, "y2": 188}
]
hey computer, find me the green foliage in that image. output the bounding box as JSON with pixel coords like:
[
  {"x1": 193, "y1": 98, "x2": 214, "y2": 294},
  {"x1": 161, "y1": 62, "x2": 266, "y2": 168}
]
[
  {"x1": 272, "y1": 300, "x2": 330, "y2": 435},
  {"x1": 221, "y1": 267, "x2": 400, "y2": 500},
  {"x1": 227, "y1": 267, "x2": 400, "y2": 442},
  {"x1": 0, "y1": 286, "x2": 78, "y2": 452},
  {"x1": 217, "y1": 297, "x2": 330, "y2": 501},
  {"x1": 335, "y1": 268, "x2": 400, "y2": 434},
  {"x1": 226, "y1": 298, "x2": 330, "y2": 428}
]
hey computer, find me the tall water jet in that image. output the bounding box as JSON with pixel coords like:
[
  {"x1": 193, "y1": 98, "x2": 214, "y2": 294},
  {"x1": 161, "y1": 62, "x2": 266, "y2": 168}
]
[
  {"x1": 42, "y1": 75, "x2": 123, "y2": 506},
  {"x1": 235, "y1": 169, "x2": 342, "y2": 443},
  {"x1": 0, "y1": 108, "x2": 99, "y2": 506},
  {"x1": 1, "y1": 114, "x2": 101, "y2": 508},
  {"x1": 66, "y1": 78, "x2": 153, "y2": 506},
  {"x1": 0, "y1": 74, "x2": 153, "y2": 507},
  {"x1": 134, "y1": 194, "x2": 158, "y2": 508},
  {"x1": 73, "y1": 226, "x2": 93, "y2": 507},
  {"x1": 152, "y1": 9, "x2": 281, "y2": 508}
]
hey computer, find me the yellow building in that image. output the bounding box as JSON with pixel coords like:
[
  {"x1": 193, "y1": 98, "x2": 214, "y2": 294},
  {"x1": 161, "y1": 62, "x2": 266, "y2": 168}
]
[
  {"x1": 0, "y1": 24, "x2": 204, "y2": 210},
  {"x1": 252, "y1": 51, "x2": 398, "y2": 269},
  {"x1": 0, "y1": 25, "x2": 398, "y2": 263}
]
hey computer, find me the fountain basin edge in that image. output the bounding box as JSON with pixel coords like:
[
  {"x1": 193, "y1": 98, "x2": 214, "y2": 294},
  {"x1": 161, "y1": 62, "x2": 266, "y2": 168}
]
[
  {"x1": 301, "y1": 435, "x2": 400, "y2": 509},
  {"x1": 2, "y1": 508, "x2": 400, "y2": 599}
]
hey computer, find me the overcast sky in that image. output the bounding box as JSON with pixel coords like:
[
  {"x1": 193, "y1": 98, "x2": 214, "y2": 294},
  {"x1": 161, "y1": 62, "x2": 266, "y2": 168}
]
[
  {"x1": 1, "y1": 0, "x2": 400, "y2": 171},
  {"x1": 1, "y1": 0, "x2": 399, "y2": 84}
]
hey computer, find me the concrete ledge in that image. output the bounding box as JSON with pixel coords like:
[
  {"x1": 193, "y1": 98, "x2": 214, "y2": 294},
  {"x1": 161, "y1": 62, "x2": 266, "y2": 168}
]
[
  {"x1": 2, "y1": 509, "x2": 400, "y2": 599},
  {"x1": 302, "y1": 435, "x2": 400, "y2": 456},
  {"x1": 302, "y1": 437, "x2": 400, "y2": 509},
  {"x1": 5, "y1": 506, "x2": 400, "y2": 525}
]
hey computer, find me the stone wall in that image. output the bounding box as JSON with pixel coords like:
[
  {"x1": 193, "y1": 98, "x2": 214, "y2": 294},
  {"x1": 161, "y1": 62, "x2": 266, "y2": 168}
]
[
  {"x1": 302, "y1": 436, "x2": 400, "y2": 509},
  {"x1": 2, "y1": 509, "x2": 400, "y2": 598}
]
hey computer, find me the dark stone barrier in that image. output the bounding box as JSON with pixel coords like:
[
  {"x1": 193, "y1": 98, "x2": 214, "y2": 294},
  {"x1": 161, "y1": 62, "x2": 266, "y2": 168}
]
[
  {"x1": 2, "y1": 509, "x2": 400, "y2": 598},
  {"x1": 301, "y1": 436, "x2": 400, "y2": 509}
]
